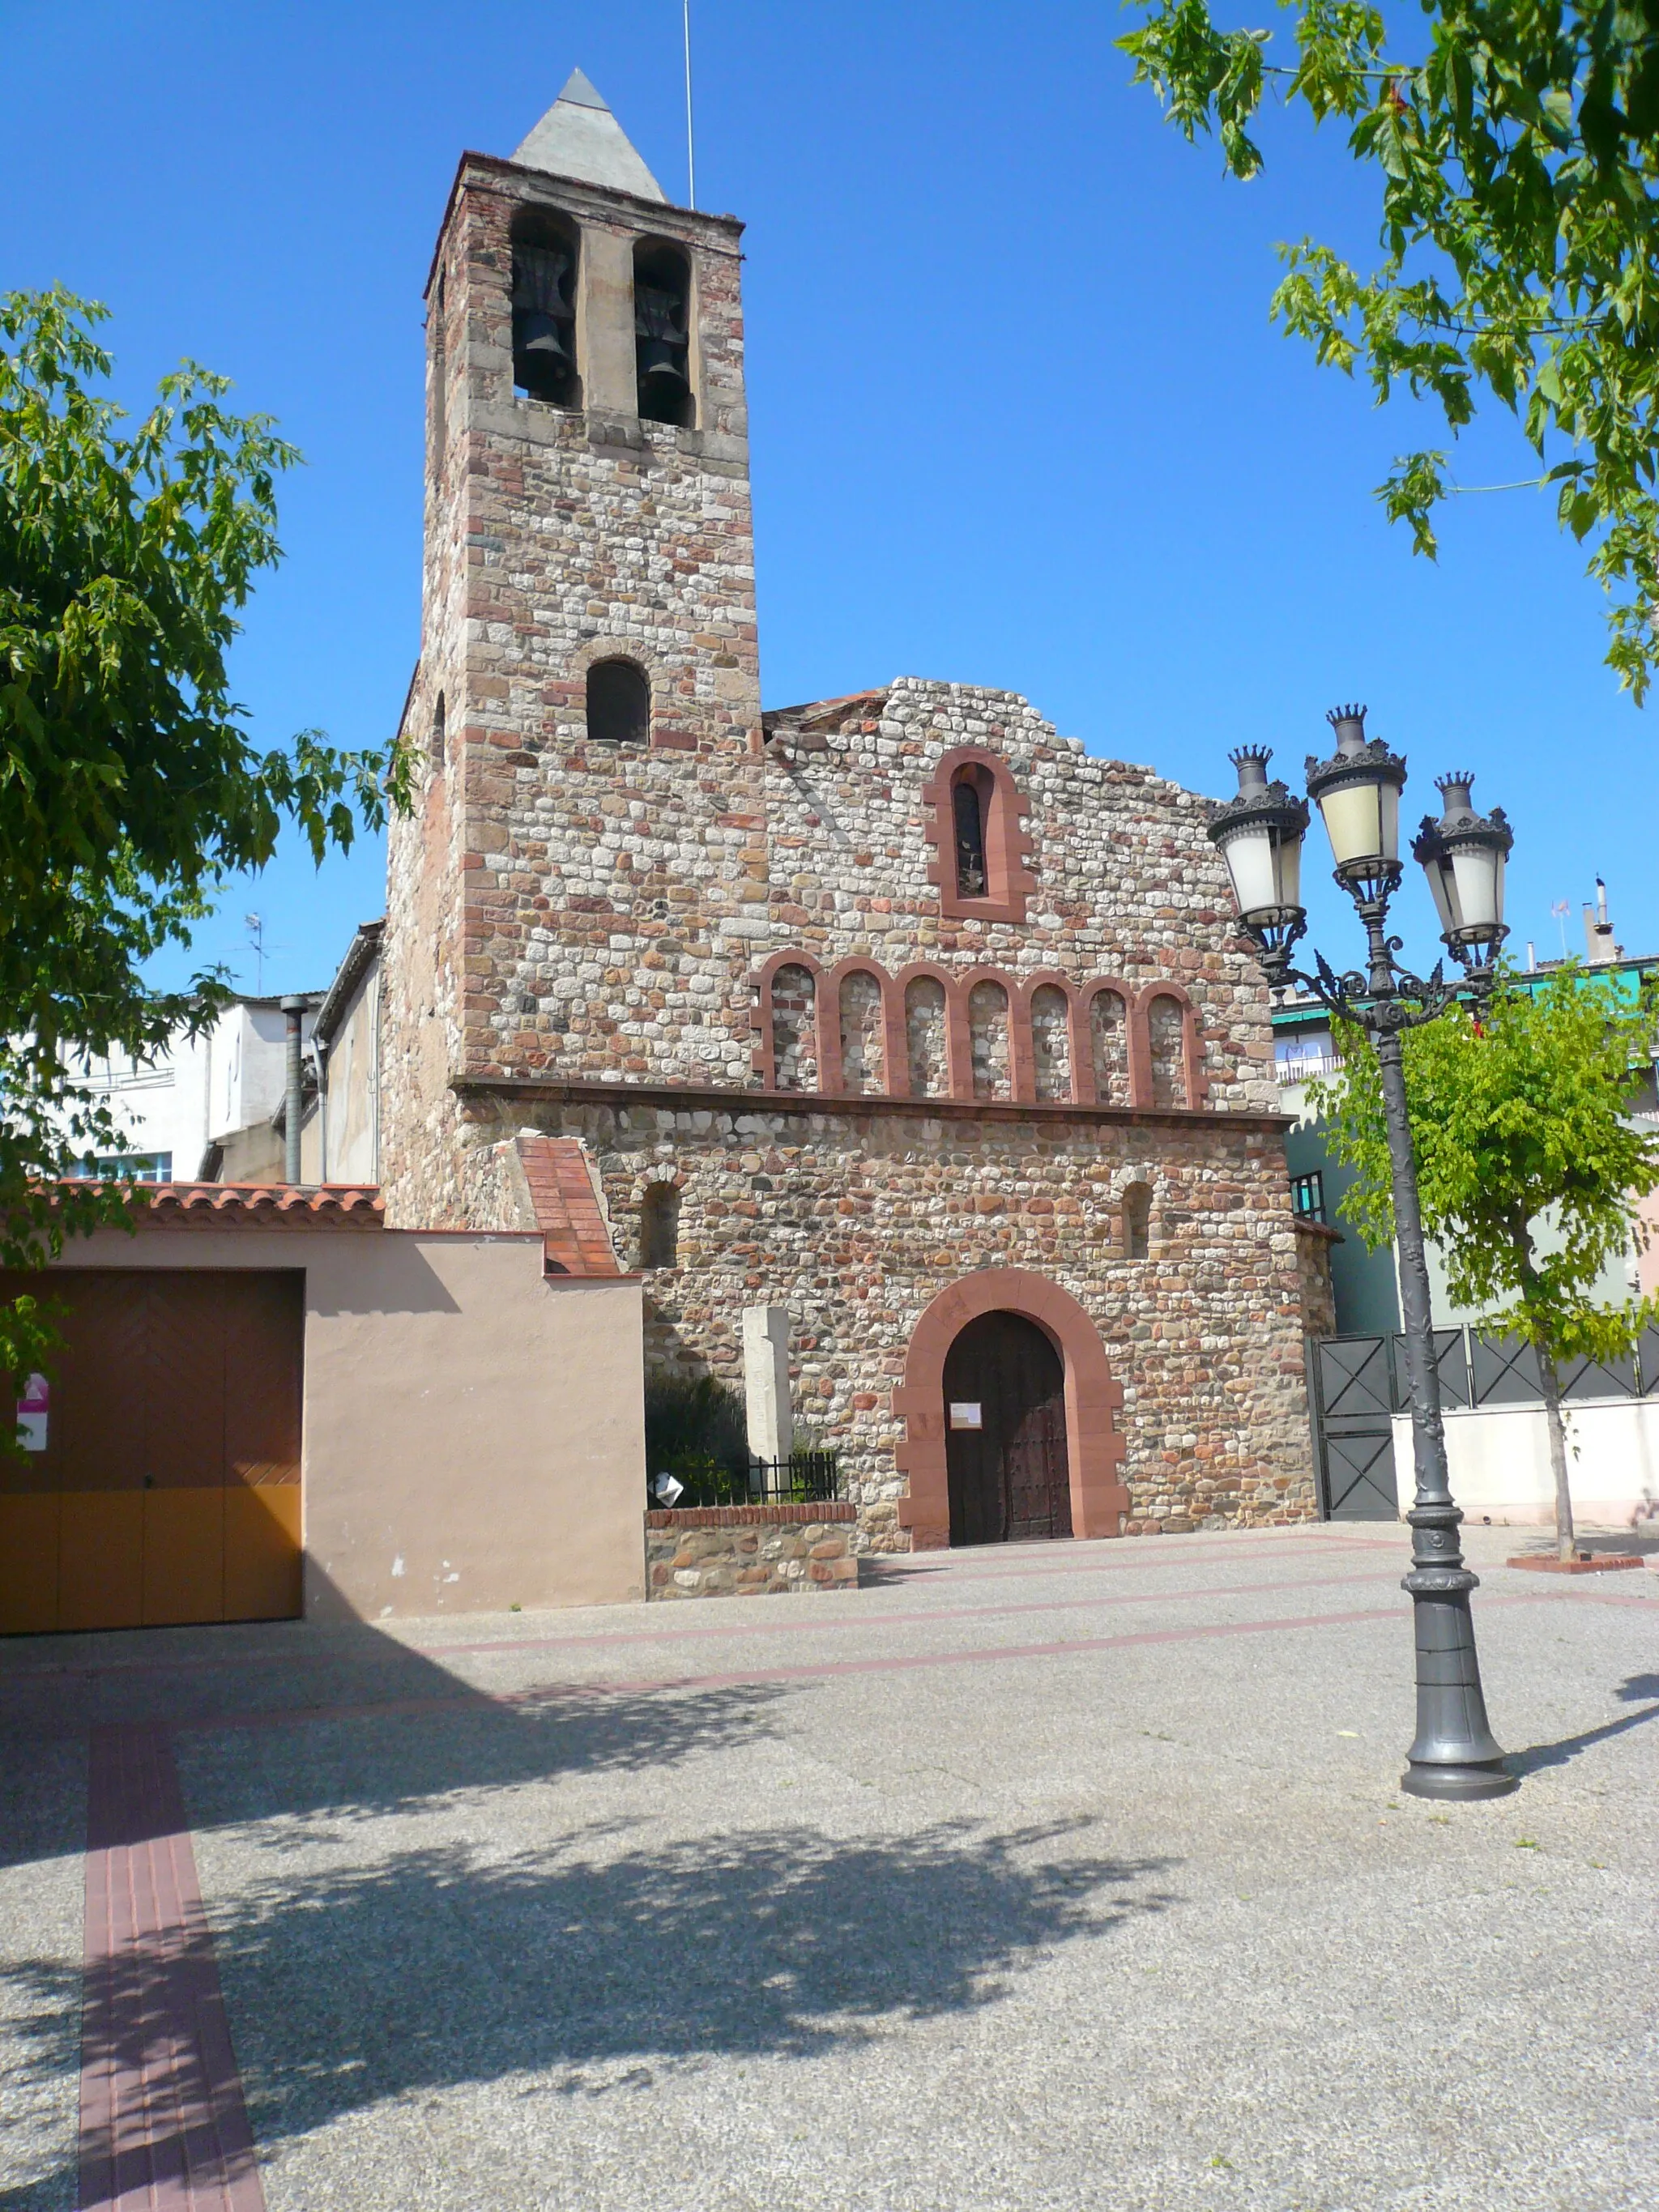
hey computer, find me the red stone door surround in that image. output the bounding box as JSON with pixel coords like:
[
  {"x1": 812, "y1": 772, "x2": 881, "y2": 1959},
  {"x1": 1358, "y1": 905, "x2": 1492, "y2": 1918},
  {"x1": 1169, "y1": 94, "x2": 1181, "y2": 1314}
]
[{"x1": 894, "y1": 1268, "x2": 1128, "y2": 1549}]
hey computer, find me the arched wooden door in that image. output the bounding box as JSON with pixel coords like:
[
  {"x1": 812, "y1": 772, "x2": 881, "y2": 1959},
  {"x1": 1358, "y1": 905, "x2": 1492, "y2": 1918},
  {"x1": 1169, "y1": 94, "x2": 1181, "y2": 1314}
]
[{"x1": 943, "y1": 1310, "x2": 1072, "y2": 1545}]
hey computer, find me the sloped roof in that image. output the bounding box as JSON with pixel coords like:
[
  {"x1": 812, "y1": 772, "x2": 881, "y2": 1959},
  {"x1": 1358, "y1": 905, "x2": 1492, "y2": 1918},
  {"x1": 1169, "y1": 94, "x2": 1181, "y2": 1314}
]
[
  {"x1": 512, "y1": 68, "x2": 667, "y2": 202},
  {"x1": 515, "y1": 1136, "x2": 624, "y2": 1275}
]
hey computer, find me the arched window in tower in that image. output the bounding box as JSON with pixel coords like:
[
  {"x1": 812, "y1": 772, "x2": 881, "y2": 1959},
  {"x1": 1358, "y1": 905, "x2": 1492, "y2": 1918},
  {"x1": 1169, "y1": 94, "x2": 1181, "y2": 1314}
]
[
  {"x1": 1148, "y1": 994, "x2": 1188, "y2": 1109},
  {"x1": 1030, "y1": 985, "x2": 1072, "y2": 1102},
  {"x1": 968, "y1": 979, "x2": 1011, "y2": 1100},
  {"x1": 952, "y1": 767, "x2": 991, "y2": 898},
  {"x1": 639, "y1": 1182, "x2": 680, "y2": 1271},
  {"x1": 511, "y1": 212, "x2": 580, "y2": 407},
  {"x1": 429, "y1": 692, "x2": 446, "y2": 774},
  {"x1": 1123, "y1": 1181, "x2": 1153, "y2": 1262},
  {"x1": 634, "y1": 240, "x2": 694, "y2": 427},
  {"x1": 586, "y1": 659, "x2": 650, "y2": 745},
  {"x1": 1090, "y1": 988, "x2": 1128, "y2": 1104},
  {"x1": 770, "y1": 965, "x2": 818, "y2": 1091}
]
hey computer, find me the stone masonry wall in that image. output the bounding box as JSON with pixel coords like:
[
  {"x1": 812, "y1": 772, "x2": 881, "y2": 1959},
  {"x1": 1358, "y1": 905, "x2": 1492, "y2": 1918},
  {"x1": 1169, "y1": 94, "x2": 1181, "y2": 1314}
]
[
  {"x1": 458, "y1": 1091, "x2": 1316, "y2": 1545},
  {"x1": 383, "y1": 152, "x2": 766, "y2": 1230},
  {"x1": 377, "y1": 128, "x2": 1316, "y2": 1556},
  {"x1": 646, "y1": 1504, "x2": 860, "y2": 1600}
]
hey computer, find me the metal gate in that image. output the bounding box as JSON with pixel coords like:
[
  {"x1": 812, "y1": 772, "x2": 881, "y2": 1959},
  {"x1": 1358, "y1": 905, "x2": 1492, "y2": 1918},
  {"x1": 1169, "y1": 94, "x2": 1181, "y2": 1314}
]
[{"x1": 1307, "y1": 1334, "x2": 1398, "y2": 1519}]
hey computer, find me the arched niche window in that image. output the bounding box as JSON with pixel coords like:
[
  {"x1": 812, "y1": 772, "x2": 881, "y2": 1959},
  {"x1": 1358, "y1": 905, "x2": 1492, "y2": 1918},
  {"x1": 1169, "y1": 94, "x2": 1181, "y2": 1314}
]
[
  {"x1": 1030, "y1": 984, "x2": 1072, "y2": 1102},
  {"x1": 634, "y1": 240, "x2": 694, "y2": 427},
  {"x1": 770, "y1": 964, "x2": 819, "y2": 1091},
  {"x1": 640, "y1": 1182, "x2": 680, "y2": 1271},
  {"x1": 587, "y1": 658, "x2": 650, "y2": 745},
  {"x1": 1123, "y1": 1181, "x2": 1153, "y2": 1262},
  {"x1": 838, "y1": 970, "x2": 885, "y2": 1095},
  {"x1": 953, "y1": 767, "x2": 991, "y2": 898},
  {"x1": 429, "y1": 691, "x2": 446, "y2": 774},
  {"x1": 968, "y1": 978, "x2": 1011, "y2": 1101},
  {"x1": 1090, "y1": 989, "x2": 1128, "y2": 1104},
  {"x1": 512, "y1": 211, "x2": 580, "y2": 407},
  {"x1": 904, "y1": 976, "x2": 949, "y2": 1099},
  {"x1": 1148, "y1": 994, "x2": 1188, "y2": 1110}
]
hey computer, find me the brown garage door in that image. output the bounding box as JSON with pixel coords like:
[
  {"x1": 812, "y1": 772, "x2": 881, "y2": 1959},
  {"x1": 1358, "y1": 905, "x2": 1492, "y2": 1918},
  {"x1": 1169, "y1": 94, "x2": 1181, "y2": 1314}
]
[{"x1": 0, "y1": 1270, "x2": 304, "y2": 1634}]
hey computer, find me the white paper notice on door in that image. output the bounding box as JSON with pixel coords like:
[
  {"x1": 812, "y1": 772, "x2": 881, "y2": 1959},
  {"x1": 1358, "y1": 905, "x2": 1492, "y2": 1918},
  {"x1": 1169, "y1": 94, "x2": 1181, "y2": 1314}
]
[
  {"x1": 948, "y1": 1402, "x2": 983, "y2": 1430},
  {"x1": 16, "y1": 1373, "x2": 48, "y2": 1453}
]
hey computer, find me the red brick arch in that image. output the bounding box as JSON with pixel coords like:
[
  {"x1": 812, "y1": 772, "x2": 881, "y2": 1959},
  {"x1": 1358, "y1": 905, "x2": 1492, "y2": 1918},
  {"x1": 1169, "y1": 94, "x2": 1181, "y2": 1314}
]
[
  {"x1": 1133, "y1": 979, "x2": 1209, "y2": 1109},
  {"x1": 893, "y1": 1268, "x2": 1128, "y2": 1550},
  {"x1": 822, "y1": 957, "x2": 904, "y2": 1097}
]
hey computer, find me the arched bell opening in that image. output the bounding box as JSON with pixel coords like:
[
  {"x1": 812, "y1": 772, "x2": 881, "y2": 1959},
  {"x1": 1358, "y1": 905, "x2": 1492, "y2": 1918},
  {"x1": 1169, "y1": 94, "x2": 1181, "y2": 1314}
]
[
  {"x1": 634, "y1": 239, "x2": 695, "y2": 428},
  {"x1": 511, "y1": 209, "x2": 581, "y2": 409}
]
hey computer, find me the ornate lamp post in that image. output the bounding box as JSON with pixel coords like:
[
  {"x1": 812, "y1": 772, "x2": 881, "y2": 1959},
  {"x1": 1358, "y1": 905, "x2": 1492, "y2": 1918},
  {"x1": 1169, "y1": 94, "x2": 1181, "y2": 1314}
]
[{"x1": 1209, "y1": 707, "x2": 1519, "y2": 1801}]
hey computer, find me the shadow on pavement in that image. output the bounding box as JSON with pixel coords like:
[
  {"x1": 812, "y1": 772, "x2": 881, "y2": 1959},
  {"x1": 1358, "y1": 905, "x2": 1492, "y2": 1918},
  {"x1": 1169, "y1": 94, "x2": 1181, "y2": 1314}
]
[
  {"x1": 0, "y1": 1812, "x2": 1174, "y2": 2204},
  {"x1": 1507, "y1": 1673, "x2": 1659, "y2": 1776}
]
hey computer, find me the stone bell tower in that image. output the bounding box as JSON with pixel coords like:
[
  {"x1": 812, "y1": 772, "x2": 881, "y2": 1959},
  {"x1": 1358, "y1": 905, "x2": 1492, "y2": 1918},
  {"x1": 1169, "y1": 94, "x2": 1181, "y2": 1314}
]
[{"x1": 382, "y1": 70, "x2": 767, "y2": 1225}]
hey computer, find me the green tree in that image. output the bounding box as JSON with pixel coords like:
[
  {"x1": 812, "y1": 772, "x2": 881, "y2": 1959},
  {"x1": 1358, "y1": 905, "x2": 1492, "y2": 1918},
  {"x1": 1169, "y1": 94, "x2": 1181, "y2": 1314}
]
[
  {"x1": 1309, "y1": 965, "x2": 1659, "y2": 1558},
  {"x1": 1, "y1": 286, "x2": 405, "y2": 1404},
  {"x1": 1120, "y1": 2, "x2": 1659, "y2": 697}
]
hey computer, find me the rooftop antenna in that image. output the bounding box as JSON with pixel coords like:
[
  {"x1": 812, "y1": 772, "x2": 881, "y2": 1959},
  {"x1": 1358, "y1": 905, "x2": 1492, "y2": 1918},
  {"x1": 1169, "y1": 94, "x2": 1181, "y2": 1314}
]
[
  {"x1": 245, "y1": 913, "x2": 265, "y2": 994},
  {"x1": 1550, "y1": 899, "x2": 1569, "y2": 960},
  {"x1": 683, "y1": 0, "x2": 697, "y2": 208}
]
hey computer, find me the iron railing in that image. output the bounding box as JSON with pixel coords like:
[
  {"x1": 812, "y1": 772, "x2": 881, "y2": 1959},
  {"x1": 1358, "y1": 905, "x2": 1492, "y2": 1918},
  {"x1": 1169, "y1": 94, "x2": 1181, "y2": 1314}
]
[{"x1": 648, "y1": 1451, "x2": 842, "y2": 1511}]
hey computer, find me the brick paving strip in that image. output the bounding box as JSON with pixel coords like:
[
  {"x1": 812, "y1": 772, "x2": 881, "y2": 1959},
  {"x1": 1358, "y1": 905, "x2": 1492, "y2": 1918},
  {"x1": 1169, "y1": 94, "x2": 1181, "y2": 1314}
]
[
  {"x1": 79, "y1": 1723, "x2": 265, "y2": 2211},
  {"x1": 0, "y1": 1533, "x2": 1397, "y2": 1686},
  {"x1": 168, "y1": 1587, "x2": 1577, "y2": 1738}
]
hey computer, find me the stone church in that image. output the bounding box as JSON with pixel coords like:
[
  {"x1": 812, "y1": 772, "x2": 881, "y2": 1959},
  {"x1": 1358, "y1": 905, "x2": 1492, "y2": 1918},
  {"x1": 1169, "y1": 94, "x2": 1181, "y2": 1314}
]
[{"x1": 381, "y1": 70, "x2": 1316, "y2": 1549}]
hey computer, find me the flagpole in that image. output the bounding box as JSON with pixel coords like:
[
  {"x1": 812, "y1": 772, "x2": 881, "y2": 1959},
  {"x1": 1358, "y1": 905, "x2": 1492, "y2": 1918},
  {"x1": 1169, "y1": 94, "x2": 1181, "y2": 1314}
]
[{"x1": 683, "y1": 0, "x2": 697, "y2": 209}]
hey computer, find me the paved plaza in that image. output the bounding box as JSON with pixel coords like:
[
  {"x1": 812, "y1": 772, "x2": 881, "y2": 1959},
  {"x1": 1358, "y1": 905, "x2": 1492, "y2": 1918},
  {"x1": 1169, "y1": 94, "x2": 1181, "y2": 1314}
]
[{"x1": 2, "y1": 1522, "x2": 1655, "y2": 2211}]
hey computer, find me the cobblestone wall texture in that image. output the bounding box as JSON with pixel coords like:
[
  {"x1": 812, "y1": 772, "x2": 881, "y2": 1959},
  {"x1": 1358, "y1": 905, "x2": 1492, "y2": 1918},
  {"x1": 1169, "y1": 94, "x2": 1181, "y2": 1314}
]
[
  {"x1": 379, "y1": 131, "x2": 1316, "y2": 1547},
  {"x1": 646, "y1": 1505, "x2": 859, "y2": 1600}
]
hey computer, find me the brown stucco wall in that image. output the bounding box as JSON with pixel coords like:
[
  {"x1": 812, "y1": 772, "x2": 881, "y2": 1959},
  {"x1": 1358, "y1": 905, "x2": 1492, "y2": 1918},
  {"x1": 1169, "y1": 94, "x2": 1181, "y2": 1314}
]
[{"x1": 47, "y1": 1224, "x2": 646, "y2": 1617}]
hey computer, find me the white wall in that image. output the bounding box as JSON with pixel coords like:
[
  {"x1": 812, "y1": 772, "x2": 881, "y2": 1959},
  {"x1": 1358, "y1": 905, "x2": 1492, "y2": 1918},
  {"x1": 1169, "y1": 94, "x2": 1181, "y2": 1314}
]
[
  {"x1": 62, "y1": 999, "x2": 317, "y2": 1180},
  {"x1": 1391, "y1": 1400, "x2": 1659, "y2": 1529}
]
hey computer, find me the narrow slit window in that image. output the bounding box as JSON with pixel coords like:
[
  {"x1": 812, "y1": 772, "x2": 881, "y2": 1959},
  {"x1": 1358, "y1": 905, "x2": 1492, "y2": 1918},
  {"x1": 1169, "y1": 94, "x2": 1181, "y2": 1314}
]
[
  {"x1": 640, "y1": 1183, "x2": 680, "y2": 1271},
  {"x1": 1124, "y1": 1182, "x2": 1152, "y2": 1262},
  {"x1": 429, "y1": 691, "x2": 446, "y2": 773},
  {"x1": 953, "y1": 772, "x2": 989, "y2": 898}
]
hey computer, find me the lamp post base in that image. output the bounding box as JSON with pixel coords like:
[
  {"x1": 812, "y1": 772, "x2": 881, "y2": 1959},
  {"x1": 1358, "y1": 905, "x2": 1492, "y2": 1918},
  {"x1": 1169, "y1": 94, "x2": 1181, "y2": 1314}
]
[{"x1": 1401, "y1": 1759, "x2": 1520, "y2": 1801}]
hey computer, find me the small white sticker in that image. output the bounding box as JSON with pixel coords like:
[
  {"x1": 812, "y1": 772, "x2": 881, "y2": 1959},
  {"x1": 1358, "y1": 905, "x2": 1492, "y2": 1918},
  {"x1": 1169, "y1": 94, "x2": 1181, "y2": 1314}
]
[
  {"x1": 949, "y1": 1402, "x2": 983, "y2": 1430},
  {"x1": 16, "y1": 1374, "x2": 48, "y2": 1453}
]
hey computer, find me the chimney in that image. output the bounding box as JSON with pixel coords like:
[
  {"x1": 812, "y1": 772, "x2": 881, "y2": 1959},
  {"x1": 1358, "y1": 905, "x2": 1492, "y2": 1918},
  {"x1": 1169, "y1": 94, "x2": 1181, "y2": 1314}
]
[
  {"x1": 1583, "y1": 877, "x2": 1622, "y2": 965},
  {"x1": 280, "y1": 995, "x2": 306, "y2": 1183}
]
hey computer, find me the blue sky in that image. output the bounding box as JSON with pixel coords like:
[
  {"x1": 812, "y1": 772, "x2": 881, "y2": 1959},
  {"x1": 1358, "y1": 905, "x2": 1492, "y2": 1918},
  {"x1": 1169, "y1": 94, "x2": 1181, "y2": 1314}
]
[{"x1": 5, "y1": 0, "x2": 1646, "y2": 992}]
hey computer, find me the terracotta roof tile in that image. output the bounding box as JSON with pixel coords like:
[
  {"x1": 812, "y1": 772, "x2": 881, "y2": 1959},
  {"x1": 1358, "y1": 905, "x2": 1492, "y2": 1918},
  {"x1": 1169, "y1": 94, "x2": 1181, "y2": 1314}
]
[
  {"x1": 53, "y1": 1181, "x2": 385, "y2": 1228},
  {"x1": 515, "y1": 1137, "x2": 622, "y2": 1275}
]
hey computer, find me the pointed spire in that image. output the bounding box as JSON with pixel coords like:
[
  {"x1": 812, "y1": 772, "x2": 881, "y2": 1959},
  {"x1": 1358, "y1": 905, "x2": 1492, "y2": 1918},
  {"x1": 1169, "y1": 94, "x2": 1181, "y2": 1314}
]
[{"x1": 512, "y1": 70, "x2": 667, "y2": 202}]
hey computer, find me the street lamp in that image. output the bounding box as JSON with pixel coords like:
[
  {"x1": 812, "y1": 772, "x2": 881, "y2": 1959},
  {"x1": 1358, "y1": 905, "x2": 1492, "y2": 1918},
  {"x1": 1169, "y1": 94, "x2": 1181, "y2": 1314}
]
[{"x1": 1209, "y1": 705, "x2": 1519, "y2": 1801}]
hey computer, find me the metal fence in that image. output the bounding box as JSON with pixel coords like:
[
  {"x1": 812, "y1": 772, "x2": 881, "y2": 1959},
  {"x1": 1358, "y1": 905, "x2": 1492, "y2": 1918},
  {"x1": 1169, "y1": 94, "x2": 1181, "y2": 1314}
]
[
  {"x1": 1307, "y1": 1323, "x2": 1659, "y2": 1520},
  {"x1": 648, "y1": 1451, "x2": 842, "y2": 1511}
]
